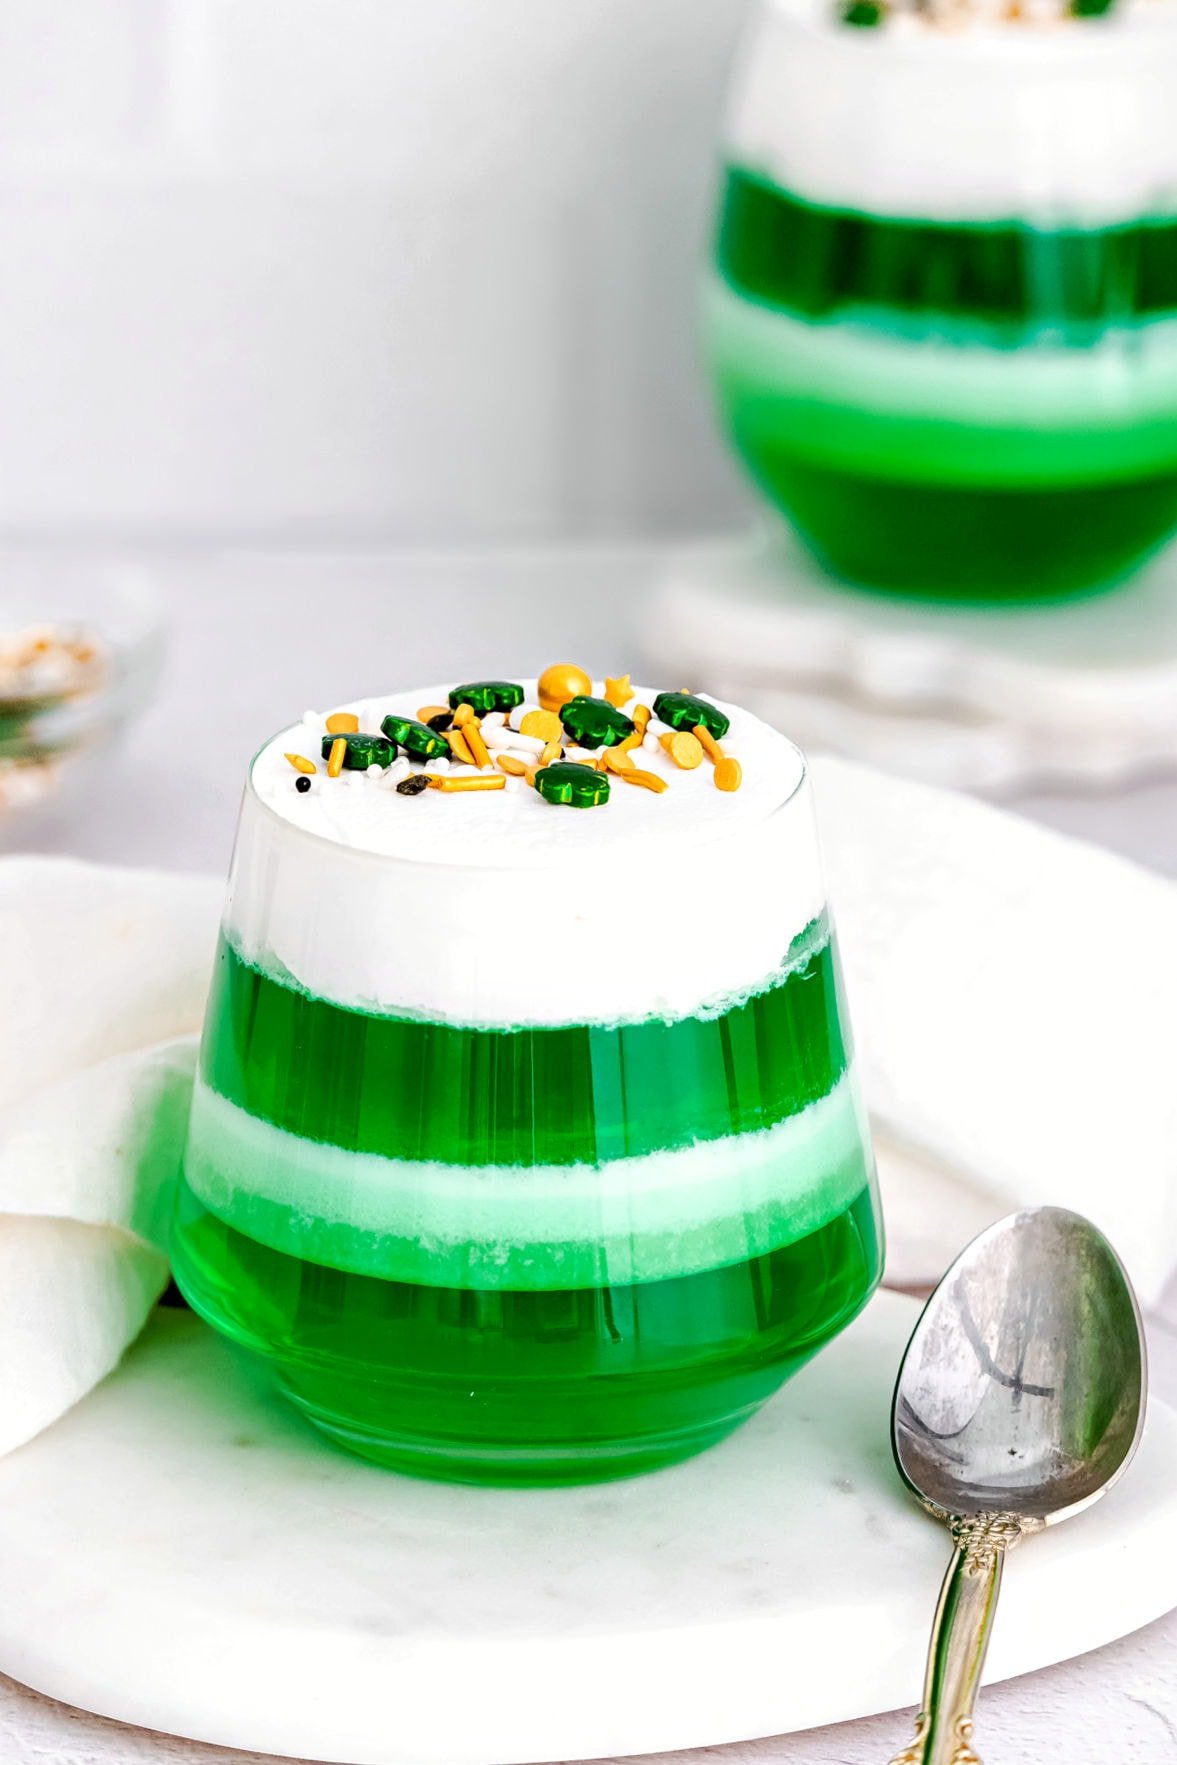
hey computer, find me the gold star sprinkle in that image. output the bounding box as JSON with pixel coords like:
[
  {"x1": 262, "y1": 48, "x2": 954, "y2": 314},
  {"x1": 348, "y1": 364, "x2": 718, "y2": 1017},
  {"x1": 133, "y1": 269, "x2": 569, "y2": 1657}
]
[{"x1": 604, "y1": 674, "x2": 632, "y2": 708}]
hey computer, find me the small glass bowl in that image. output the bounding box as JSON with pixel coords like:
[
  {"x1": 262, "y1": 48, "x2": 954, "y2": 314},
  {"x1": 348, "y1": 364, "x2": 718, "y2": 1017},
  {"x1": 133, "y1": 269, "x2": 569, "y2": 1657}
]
[{"x1": 0, "y1": 555, "x2": 165, "y2": 830}]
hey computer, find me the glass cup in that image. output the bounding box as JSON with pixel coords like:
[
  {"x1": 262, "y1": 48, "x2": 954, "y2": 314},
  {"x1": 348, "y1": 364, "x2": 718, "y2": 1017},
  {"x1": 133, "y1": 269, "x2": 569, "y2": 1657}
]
[
  {"x1": 705, "y1": 0, "x2": 1177, "y2": 601},
  {"x1": 172, "y1": 742, "x2": 882, "y2": 1485}
]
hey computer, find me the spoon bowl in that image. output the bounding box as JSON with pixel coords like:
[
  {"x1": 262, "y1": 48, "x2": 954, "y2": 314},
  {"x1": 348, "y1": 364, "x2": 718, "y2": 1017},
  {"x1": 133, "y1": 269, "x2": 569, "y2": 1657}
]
[
  {"x1": 893, "y1": 1206, "x2": 1145, "y2": 1526},
  {"x1": 887, "y1": 1207, "x2": 1146, "y2": 1765}
]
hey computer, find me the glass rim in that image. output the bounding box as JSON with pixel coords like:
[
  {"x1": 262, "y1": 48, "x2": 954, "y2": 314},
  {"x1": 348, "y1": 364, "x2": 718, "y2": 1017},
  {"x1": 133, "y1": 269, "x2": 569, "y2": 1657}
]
[{"x1": 241, "y1": 728, "x2": 811, "y2": 875}]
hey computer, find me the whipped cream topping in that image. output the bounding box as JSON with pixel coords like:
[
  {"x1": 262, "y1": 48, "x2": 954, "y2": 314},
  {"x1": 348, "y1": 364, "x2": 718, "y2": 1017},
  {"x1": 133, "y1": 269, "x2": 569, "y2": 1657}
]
[
  {"x1": 728, "y1": 0, "x2": 1177, "y2": 224},
  {"x1": 251, "y1": 682, "x2": 803, "y2": 865},
  {"x1": 230, "y1": 681, "x2": 825, "y2": 1025}
]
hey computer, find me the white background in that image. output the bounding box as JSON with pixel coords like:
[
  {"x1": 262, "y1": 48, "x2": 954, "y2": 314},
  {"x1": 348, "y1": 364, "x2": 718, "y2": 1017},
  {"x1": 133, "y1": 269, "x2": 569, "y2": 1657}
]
[{"x1": 0, "y1": 1, "x2": 756, "y2": 544}]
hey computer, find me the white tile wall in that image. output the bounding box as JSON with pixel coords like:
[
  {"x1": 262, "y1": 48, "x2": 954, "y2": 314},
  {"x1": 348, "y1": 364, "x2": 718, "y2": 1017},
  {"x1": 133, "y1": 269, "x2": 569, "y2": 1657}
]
[{"x1": 0, "y1": 0, "x2": 754, "y2": 542}]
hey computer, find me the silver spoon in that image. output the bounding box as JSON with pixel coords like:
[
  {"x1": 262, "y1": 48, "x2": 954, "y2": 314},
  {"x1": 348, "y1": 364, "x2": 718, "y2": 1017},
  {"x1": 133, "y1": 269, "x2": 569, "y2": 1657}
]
[{"x1": 887, "y1": 1206, "x2": 1146, "y2": 1765}]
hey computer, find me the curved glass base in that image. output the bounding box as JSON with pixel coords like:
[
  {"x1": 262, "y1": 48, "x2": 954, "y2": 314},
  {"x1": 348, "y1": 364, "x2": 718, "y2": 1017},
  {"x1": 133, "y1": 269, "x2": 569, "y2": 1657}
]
[
  {"x1": 171, "y1": 1180, "x2": 881, "y2": 1487},
  {"x1": 733, "y1": 446, "x2": 1177, "y2": 603}
]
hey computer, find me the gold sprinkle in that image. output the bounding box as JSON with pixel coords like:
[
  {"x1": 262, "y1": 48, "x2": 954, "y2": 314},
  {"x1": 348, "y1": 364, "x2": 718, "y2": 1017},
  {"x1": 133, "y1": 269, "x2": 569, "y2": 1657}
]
[
  {"x1": 453, "y1": 703, "x2": 476, "y2": 728},
  {"x1": 693, "y1": 723, "x2": 725, "y2": 765},
  {"x1": 603, "y1": 748, "x2": 635, "y2": 776},
  {"x1": 520, "y1": 708, "x2": 563, "y2": 744},
  {"x1": 618, "y1": 766, "x2": 667, "y2": 795},
  {"x1": 326, "y1": 737, "x2": 347, "y2": 777},
  {"x1": 284, "y1": 752, "x2": 316, "y2": 775},
  {"x1": 537, "y1": 662, "x2": 592, "y2": 715},
  {"x1": 660, "y1": 730, "x2": 703, "y2": 770},
  {"x1": 496, "y1": 754, "x2": 528, "y2": 776},
  {"x1": 714, "y1": 756, "x2": 743, "y2": 793},
  {"x1": 429, "y1": 773, "x2": 506, "y2": 793},
  {"x1": 325, "y1": 712, "x2": 359, "y2": 734},
  {"x1": 417, "y1": 704, "x2": 449, "y2": 725},
  {"x1": 523, "y1": 764, "x2": 539, "y2": 788},
  {"x1": 540, "y1": 738, "x2": 563, "y2": 767},
  {"x1": 445, "y1": 729, "x2": 477, "y2": 766},
  {"x1": 603, "y1": 674, "x2": 631, "y2": 709},
  {"x1": 633, "y1": 704, "x2": 651, "y2": 735},
  {"x1": 465, "y1": 721, "x2": 492, "y2": 769},
  {"x1": 616, "y1": 730, "x2": 644, "y2": 756}
]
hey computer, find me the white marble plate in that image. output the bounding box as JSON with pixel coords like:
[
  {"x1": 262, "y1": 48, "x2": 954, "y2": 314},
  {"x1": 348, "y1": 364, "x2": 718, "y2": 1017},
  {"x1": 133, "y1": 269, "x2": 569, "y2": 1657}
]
[
  {"x1": 0, "y1": 1295, "x2": 1174, "y2": 1765},
  {"x1": 650, "y1": 528, "x2": 1177, "y2": 794}
]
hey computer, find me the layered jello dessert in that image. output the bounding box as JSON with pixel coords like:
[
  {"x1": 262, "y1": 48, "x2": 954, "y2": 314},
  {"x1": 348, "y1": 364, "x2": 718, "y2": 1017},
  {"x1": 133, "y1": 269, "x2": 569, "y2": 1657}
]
[
  {"x1": 706, "y1": 0, "x2": 1177, "y2": 598},
  {"x1": 172, "y1": 667, "x2": 882, "y2": 1484}
]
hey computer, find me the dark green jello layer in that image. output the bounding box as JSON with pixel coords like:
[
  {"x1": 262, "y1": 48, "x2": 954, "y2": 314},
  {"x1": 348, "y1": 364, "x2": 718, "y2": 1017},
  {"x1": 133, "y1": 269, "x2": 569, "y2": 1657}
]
[
  {"x1": 172, "y1": 1176, "x2": 881, "y2": 1484},
  {"x1": 717, "y1": 168, "x2": 1177, "y2": 341},
  {"x1": 203, "y1": 921, "x2": 848, "y2": 1165},
  {"x1": 736, "y1": 450, "x2": 1177, "y2": 600}
]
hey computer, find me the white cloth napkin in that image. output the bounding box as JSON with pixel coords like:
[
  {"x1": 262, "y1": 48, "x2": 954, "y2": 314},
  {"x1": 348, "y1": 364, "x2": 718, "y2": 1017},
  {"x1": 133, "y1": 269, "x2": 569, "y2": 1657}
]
[{"x1": 3, "y1": 760, "x2": 1176, "y2": 1457}]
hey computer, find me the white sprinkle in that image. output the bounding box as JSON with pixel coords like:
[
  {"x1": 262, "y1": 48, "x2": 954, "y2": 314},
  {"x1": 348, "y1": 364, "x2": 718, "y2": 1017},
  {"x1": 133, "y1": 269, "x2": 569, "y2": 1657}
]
[
  {"x1": 425, "y1": 756, "x2": 451, "y2": 774},
  {"x1": 647, "y1": 717, "x2": 671, "y2": 738},
  {"x1": 366, "y1": 762, "x2": 385, "y2": 778},
  {"x1": 378, "y1": 757, "x2": 410, "y2": 789},
  {"x1": 642, "y1": 732, "x2": 662, "y2": 755},
  {"x1": 484, "y1": 724, "x2": 544, "y2": 755},
  {"x1": 481, "y1": 711, "x2": 506, "y2": 730},
  {"x1": 566, "y1": 746, "x2": 603, "y2": 764}
]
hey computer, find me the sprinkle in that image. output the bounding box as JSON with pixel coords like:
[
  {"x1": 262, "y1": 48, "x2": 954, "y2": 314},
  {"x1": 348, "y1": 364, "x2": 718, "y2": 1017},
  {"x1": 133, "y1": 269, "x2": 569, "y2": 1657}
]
[
  {"x1": 327, "y1": 737, "x2": 347, "y2": 777},
  {"x1": 396, "y1": 774, "x2": 430, "y2": 796},
  {"x1": 692, "y1": 724, "x2": 724, "y2": 764},
  {"x1": 617, "y1": 766, "x2": 667, "y2": 795},
  {"x1": 325, "y1": 712, "x2": 359, "y2": 735},
  {"x1": 603, "y1": 674, "x2": 632, "y2": 708},
  {"x1": 445, "y1": 728, "x2": 477, "y2": 766},
  {"x1": 284, "y1": 752, "x2": 316, "y2": 775},
  {"x1": 464, "y1": 720, "x2": 492, "y2": 769},
  {"x1": 633, "y1": 704, "x2": 651, "y2": 734},
  {"x1": 519, "y1": 708, "x2": 563, "y2": 744},
  {"x1": 366, "y1": 762, "x2": 385, "y2": 777},
  {"x1": 320, "y1": 732, "x2": 394, "y2": 771},
  {"x1": 453, "y1": 703, "x2": 476, "y2": 728},
  {"x1": 496, "y1": 754, "x2": 529, "y2": 776},
  {"x1": 295, "y1": 775, "x2": 312, "y2": 794},
  {"x1": 449, "y1": 681, "x2": 525, "y2": 716},
  {"x1": 616, "y1": 730, "x2": 644, "y2": 756},
  {"x1": 381, "y1": 714, "x2": 447, "y2": 760},
  {"x1": 603, "y1": 748, "x2": 635, "y2": 776},
  {"x1": 534, "y1": 761, "x2": 610, "y2": 808},
  {"x1": 560, "y1": 695, "x2": 635, "y2": 749},
  {"x1": 660, "y1": 730, "x2": 703, "y2": 770},
  {"x1": 655, "y1": 692, "x2": 730, "y2": 741},
  {"x1": 429, "y1": 773, "x2": 507, "y2": 793},
  {"x1": 540, "y1": 737, "x2": 563, "y2": 767},
  {"x1": 714, "y1": 756, "x2": 743, "y2": 792},
  {"x1": 417, "y1": 705, "x2": 451, "y2": 728},
  {"x1": 537, "y1": 663, "x2": 592, "y2": 715}
]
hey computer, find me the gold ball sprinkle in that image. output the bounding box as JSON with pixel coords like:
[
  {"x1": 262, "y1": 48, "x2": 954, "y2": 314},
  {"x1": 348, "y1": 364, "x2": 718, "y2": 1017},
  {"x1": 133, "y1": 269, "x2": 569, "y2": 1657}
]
[{"x1": 537, "y1": 662, "x2": 592, "y2": 714}]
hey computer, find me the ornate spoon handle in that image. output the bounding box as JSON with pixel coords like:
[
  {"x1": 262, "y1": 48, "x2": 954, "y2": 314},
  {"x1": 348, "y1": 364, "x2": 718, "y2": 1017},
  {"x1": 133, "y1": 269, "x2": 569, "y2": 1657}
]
[{"x1": 889, "y1": 1514, "x2": 1025, "y2": 1765}]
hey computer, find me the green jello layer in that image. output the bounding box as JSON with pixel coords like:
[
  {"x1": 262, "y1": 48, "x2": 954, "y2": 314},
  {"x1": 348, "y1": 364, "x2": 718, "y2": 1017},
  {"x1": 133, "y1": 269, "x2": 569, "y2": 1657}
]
[
  {"x1": 182, "y1": 1071, "x2": 873, "y2": 1288},
  {"x1": 201, "y1": 920, "x2": 848, "y2": 1166},
  {"x1": 717, "y1": 167, "x2": 1177, "y2": 344}
]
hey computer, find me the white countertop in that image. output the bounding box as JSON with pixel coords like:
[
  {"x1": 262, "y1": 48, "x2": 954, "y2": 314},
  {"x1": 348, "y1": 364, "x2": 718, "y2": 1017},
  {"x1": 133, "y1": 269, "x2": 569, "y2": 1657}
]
[{"x1": 6, "y1": 544, "x2": 1177, "y2": 1764}]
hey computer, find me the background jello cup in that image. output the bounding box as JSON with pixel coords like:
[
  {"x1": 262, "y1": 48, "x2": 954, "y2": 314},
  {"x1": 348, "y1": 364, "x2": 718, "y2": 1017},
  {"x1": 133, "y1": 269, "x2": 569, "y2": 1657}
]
[
  {"x1": 171, "y1": 682, "x2": 883, "y2": 1485},
  {"x1": 705, "y1": 0, "x2": 1177, "y2": 601}
]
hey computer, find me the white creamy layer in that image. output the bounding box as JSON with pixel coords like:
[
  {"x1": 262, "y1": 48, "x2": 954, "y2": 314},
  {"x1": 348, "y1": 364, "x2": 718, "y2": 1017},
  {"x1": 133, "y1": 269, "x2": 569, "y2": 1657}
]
[
  {"x1": 185, "y1": 1071, "x2": 873, "y2": 1288},
  {"x1": 708, "y1": 279, "x2": 1177, "y2": 481},
  {"x1": 232, "y1": 682, "x2": 825, "y2": 1024},
  {"x1": 728, "y1": 0, "x2": 1177, "y2": 223}
]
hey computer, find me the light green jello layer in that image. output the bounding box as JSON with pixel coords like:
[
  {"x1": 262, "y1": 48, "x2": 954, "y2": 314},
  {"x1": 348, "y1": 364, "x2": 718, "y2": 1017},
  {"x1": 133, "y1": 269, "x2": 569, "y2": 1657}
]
[
  {"x1": 705, "y1": 277, "x2": 1177, "y2": 488},
  {"x1": 184, "y1": 1072, "x2": 874, "y2": 1290}
]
